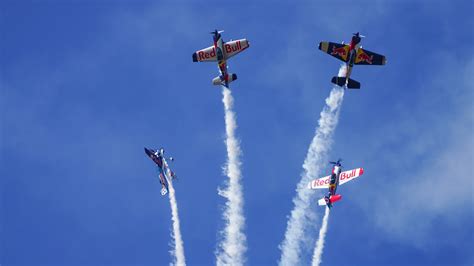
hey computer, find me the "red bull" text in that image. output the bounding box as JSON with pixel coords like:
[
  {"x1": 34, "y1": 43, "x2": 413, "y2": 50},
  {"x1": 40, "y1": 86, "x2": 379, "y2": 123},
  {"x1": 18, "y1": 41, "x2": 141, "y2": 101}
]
[
  {"x1": 312, "y1": 177, "x2": 331, "y2": 188},
  {"x1": 197, "y1": 48, "x2": 216, "y2": 61},
  {"x1": 339, "y1": 169, "x2": 357, "y2": 181},
  {"x1": 224, "y1": 41, "x2": 242, "y2": 54}
]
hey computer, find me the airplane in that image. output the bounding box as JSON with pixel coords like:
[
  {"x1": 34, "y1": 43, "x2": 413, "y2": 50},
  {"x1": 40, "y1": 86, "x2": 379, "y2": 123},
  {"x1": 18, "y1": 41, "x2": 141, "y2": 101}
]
[
  {"x1": 307, "y1": 159, "x2": 364, "y2": 208},
  {"x1": 144, "y1": 147, "x2": 177, "y2": 196},
  {"x1": 192, "y1": 29, "x2": 250, "y2": 87},
  {"x1": 318, "y1": 32, "x2": 386, "y2": 89}
]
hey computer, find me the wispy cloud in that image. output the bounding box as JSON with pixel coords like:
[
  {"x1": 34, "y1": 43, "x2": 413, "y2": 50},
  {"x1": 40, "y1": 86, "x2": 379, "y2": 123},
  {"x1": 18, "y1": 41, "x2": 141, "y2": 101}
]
[
  {"x1": 216, "y1": 86, "x2": 247, "y2": 265},
  {"x1": 345, "y1": 56, "x2": 474, "y2": 250}
]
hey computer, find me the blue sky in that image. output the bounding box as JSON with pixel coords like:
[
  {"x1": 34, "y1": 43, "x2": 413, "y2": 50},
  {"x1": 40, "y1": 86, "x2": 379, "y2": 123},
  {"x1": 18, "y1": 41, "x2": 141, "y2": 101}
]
[{"x1": 1, "y1": 0, "x2": 473, "y2": 265}]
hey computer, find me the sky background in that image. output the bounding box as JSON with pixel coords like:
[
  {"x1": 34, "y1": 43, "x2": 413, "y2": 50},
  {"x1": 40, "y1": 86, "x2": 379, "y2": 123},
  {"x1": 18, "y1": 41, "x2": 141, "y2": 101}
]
[{"x1": 1, "y1": 0, "x2": 473, "y2": 265}]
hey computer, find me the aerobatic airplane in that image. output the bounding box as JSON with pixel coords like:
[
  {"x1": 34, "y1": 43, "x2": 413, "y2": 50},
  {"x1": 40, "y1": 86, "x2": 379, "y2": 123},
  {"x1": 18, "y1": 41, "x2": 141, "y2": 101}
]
[
  {"x1": 144, "y1": 147, "x2": 177, "y2": 196},
  {"x1": 307, "y1": 159, "x2": 364, "y2": 208},
  {"x1": 318, "y1": 32, "x2": 386, "y2": 89},
  {"x1": 192, "y1": 29, "x2": 249, "y2": 87}
]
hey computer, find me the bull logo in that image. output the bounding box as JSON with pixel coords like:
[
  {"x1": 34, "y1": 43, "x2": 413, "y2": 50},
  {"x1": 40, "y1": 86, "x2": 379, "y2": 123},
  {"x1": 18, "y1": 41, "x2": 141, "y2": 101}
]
[
  {"x1": 331, "y1": 46, "x2": 347, "y2": 57},
  {"x1": 357, "y1": 51, "x2": 373, "y2": 64}
]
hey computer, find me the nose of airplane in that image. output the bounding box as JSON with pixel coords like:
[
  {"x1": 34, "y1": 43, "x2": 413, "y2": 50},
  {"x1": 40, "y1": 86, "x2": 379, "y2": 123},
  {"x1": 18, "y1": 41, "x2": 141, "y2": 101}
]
[{"x1": 144, "y1": 147, "x2": 151, "y2": 155}]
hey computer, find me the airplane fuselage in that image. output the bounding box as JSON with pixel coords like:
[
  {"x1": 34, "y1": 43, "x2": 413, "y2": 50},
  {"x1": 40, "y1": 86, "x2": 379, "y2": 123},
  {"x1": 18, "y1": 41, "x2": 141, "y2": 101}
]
[
  {"x1": 144, "y1": 147, "x2": 170, "y2": 195},
  {"x1": 213, "y1": 32, "x2": 230, "y2": 86},
  {"x1": 328, "y1": 165, "x2": 342, "y2": 197},
  {"x1": 343, "y1": 35, "x2": 362, "y2": 82}
]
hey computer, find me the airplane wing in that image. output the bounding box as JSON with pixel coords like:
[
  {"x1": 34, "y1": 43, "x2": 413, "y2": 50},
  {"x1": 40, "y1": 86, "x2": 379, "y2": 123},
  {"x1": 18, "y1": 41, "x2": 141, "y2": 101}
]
[
  {"x1": 354, "y1": 48, "x2": 386, "y2": 65},
  {"x1": 224, "y1": 39, "x2": 250, "y2": 59},
  {"x1": 308, "y1": 175, "x2": 331, "y2": 189},
  {"x1": 192, "y1": 45, "x2": 217, "y2": 62},
  {"x1": 338, "y1": 168, "x2": 364, "y2": 185},
  {"x1": 318, "y1": 42, "x2": 350, "y2": 62}
]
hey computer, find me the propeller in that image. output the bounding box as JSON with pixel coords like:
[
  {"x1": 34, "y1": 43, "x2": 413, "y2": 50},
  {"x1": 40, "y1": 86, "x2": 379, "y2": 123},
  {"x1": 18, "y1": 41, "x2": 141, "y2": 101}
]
[
  {"x1": 353, "y1": 32, "x2": 365, "y2": 38},
  {"x1": 210, "y1": 29, "x2": 224, "y2": 35},
  {"x1": 329, "y1": 158, "x2": 343, "y2": 166}
]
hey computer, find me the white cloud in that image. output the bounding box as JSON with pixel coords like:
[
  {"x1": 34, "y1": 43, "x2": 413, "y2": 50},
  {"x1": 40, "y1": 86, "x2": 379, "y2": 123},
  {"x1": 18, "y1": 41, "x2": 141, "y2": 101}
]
[{"x1": 349, "y1": 56, "x2": 474, "y2": 247}]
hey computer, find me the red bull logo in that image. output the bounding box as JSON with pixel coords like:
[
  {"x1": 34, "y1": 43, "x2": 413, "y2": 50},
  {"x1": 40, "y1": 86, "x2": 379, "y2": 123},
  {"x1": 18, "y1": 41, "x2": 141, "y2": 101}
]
[
  {"x1": 357, "y1": 51, "x2": 373, "y2": 64},
  {"x1": 225, "y1": 41, "x2": 242, "y2": 54},
  {"x1": 331, "y1": 46, "x2": 347, "y2": 57},
  {"x1": 312, "y1": 177, "x2": 331, "y2": 188},
  {"x1": 339, "y1": 169, "x2": 357, "y2": 181},
  {"x1": 197, "y1": 48, "x2": 216, "y2": 61}
]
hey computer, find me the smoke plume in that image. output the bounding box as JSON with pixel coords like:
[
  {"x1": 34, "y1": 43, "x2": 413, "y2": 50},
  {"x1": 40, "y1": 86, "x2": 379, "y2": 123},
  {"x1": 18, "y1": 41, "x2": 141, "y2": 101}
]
[
  {"x1": 311, "y1": 207, "x2": 330, "y2": 266},
  {"x1": 279, "y1": 66, "x2": 346, "y2": 265},
  {"x1": 167, "y1": 174, "x2": 186, "y2": 266},
  {"x1": 216, "y1": 86, "x2": 247, "y2": 266}
]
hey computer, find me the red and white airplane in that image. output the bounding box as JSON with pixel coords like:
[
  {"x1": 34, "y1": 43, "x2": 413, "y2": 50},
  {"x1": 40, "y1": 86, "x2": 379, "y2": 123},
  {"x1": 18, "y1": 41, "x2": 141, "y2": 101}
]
[
  {"x1": 192, "y1": 30, "x2": 249, "y2": 87},
  {"x1": 318, "y1": 32, "x2": 386, "y2": 89},
  {"x1": 308, "y1": 159, "x2": 364, "y2": 208}
]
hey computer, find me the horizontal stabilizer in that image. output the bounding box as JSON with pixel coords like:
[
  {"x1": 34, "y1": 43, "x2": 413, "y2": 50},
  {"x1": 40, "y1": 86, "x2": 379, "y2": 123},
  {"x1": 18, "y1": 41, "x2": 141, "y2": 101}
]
[
  {"x1": 161, "y1": 188, "x2": 168, "y2": 196},
  {"x1": 212, "y1": 73, "x2": 237, "y2": 86},
  {"x1": 331, "y1": 76, "x2": 360, "y2": 89},
  {"x1": 329, "y1": 194, "x2": 342, "y2": 203},
  {"x1": 317, "y1": 194, "x2": 342, "y2": 207},
  {"x1": 318, "y1": 198, "x2": 327, "y2": 206},
  {"x1": 331, "y1": 76, "x2": 346, "y2": 87},
  {"x1": 346, "y1": 78, "x2": 360, "y2": 89}
]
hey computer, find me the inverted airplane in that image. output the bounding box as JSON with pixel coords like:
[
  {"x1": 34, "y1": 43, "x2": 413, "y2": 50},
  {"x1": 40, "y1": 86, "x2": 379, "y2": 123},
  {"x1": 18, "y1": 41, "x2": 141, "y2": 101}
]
[
  {"x1": 192, "y1": 29, "x2": 249, "y2": 87},
  {"x1": 308, "y1": 159, "x2": 364, "y2": 208},
  {"x1": 144, "y1": 147, "x2": 177, "y2": 196},
  {"x1": 318, "y1": 32, "x2": 386, "y2": 89}
]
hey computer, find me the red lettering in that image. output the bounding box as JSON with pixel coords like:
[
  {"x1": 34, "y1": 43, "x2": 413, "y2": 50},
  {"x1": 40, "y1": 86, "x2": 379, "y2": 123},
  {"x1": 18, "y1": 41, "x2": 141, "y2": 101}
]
[
  {"x1": 225, "y1": 44, "x2": 232, "y2": 53},
  {"x1": 199, "y1": 48, "x2": 216, "y2": 60},
  {"x1": 324, "y1": 179, "x2": 329, "y2": 184},
  {"x1": 198, "y1": 51, "x2": 205, "y2": 61}
]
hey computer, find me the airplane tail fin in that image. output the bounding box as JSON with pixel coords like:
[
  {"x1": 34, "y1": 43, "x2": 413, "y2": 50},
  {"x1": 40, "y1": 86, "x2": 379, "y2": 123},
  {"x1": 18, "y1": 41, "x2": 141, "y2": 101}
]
[
  {"x1": 212, "y1": 73, "x2": 238, "y2": 86},
  {"x1": 331, "y1": 76, "x2": 361, "y2": 89}
]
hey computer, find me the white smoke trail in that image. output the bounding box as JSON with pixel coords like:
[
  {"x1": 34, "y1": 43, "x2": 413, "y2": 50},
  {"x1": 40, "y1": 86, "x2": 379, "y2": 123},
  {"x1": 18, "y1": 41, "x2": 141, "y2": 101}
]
[
  {"x1": 311, "y1": 207, "x2": 330, "y2": 266},
  {"x1": 167, "y1": 176, "x2": 186, "y2": 266},
  {"x1": 279, "y1": 66, "x2": 346, "y2": 265},
  {"x1": 216, "y1": 86, "x2": 247, "y2": 266}
]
